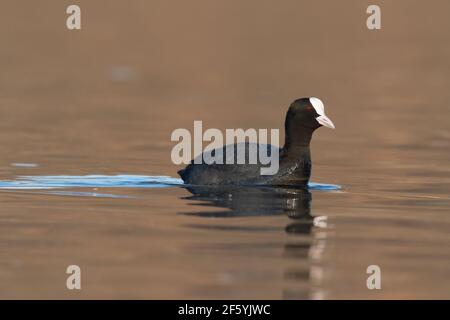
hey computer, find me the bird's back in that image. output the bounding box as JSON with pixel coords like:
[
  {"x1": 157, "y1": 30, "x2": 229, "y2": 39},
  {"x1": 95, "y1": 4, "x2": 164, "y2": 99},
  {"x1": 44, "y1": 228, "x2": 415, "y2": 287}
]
[{"x1": 178, "y1": 142, "x2": 311, "y2": 186}]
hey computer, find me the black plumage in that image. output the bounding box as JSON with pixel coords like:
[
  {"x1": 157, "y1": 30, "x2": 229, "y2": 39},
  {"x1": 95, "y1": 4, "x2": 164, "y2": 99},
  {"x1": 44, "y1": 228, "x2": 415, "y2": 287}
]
[{"x1": 178, "y1": 97, "x2": 334, "y2": 186}]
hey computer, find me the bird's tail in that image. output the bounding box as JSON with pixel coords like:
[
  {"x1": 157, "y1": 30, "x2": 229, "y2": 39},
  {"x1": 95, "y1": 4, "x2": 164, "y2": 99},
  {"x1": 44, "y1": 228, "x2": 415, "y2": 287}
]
[{"x1": 177, "y1": 169, "x2": 186, "y2": 180}]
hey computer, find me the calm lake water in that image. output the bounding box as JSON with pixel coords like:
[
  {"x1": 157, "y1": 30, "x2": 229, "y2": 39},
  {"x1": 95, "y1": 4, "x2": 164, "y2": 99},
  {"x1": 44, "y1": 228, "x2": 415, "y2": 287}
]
[{"x1": 0, "y1": 1, "x2": 449, "y2": 299}]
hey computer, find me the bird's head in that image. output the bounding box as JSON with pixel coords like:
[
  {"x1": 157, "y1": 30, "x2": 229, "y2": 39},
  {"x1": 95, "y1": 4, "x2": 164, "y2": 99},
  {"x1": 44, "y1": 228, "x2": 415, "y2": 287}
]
[{"x1": 287, "y1": 97, "x2": 335, "y2": 130}]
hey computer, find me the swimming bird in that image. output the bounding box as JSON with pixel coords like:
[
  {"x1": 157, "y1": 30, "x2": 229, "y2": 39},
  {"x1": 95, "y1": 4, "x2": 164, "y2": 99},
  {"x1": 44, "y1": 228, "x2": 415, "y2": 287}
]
[{"x1": 178, "y1": 97, "x2": 335, "y2": 186}]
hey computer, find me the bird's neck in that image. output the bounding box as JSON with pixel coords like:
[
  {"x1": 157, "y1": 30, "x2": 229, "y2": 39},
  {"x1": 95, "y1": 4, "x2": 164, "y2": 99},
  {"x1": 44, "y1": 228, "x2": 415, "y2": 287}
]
[{"x1": 283, "y1": 126, "x2": 313, "y2": 155}]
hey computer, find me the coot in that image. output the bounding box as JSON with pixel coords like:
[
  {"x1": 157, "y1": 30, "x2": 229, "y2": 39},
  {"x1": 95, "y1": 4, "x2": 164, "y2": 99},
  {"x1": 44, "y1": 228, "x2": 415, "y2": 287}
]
[{"x1": 178, "y1": 97, "x2": 335, "y2": 186}]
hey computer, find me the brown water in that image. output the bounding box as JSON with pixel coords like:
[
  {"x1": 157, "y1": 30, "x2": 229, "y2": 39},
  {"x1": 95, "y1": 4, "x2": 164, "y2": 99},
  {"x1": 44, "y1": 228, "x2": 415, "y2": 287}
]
[{"x1": 1, "y1": 0, "x2": 449, "y2": 299}]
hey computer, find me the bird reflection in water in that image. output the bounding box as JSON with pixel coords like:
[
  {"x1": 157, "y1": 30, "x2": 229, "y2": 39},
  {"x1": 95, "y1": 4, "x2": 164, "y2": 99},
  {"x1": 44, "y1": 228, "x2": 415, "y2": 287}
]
[{"x1": 180, "y1": 185, "x2": 328, "y2": 299}]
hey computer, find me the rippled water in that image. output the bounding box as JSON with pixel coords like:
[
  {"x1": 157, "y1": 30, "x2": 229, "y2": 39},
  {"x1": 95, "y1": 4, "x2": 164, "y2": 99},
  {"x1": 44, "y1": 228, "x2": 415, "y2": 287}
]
[
  {"x1": 0, "y1": 175, "x2": 183, "y2": 190},
  {"x1": 1, "y1": 1, "x2": 450, "y2": 299}
]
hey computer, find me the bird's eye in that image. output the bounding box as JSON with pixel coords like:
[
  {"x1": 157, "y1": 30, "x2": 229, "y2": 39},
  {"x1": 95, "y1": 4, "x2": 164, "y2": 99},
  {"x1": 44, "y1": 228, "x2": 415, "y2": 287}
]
[{"x1": 306, "y1": 105, "x2": 314, "y2": 111}]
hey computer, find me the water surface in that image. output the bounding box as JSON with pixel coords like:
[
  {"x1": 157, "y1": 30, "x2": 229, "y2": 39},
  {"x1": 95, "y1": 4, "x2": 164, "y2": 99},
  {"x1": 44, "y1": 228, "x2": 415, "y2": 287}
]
[{"x1": 0, "y1": 0, "x2": 449, "y2": 299}]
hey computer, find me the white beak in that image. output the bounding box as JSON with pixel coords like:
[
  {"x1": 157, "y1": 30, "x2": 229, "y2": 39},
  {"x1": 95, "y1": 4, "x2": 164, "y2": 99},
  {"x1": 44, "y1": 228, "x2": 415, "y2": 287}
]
[{"x1": 316, "y1": 114, "x2": 335, "y2": 129}]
